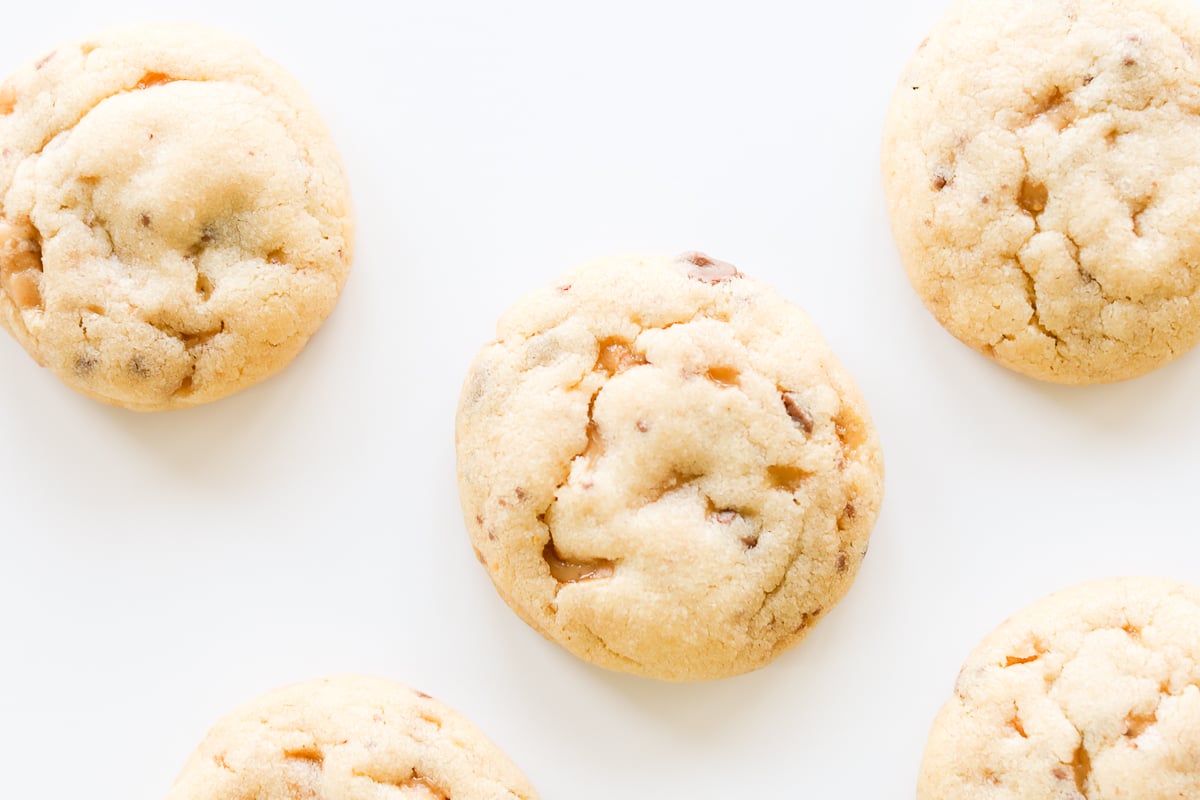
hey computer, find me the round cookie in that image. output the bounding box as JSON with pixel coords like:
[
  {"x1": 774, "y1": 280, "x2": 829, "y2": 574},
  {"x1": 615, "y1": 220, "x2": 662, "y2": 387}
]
[
  {"x1": 882, "y1": 0, "x2": 1200, "y2": 384},
  {"x1": 456, "y1": 253, "x2": 884, "y2": 681},
  {"x1": 0, "y1": 24, "x2": 352, "y2": 410},
  {"x1": 166, "y1": 676, "x2": 538, "y2": 800},
  {"x1": 919, "y1": 577, "x2": 1200, "y2": 799}
]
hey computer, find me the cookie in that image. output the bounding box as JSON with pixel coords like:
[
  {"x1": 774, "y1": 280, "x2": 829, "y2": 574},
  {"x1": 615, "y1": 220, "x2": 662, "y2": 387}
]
[
  {"x1": 919, "y1": 577, "x2": 1200, "y2": 799},
  {"x1": 0, "y1": 24, "x2": 353, "y2": 410},
  {"x1": 166, "y1": 676, "x2": 538, "y2": 800},
  {"x1": 456, "y1": 253, "x2": 884, "y2": 681},
  {"x1": 882, "y1": 0, "x2": 1200, "y2": 384}
]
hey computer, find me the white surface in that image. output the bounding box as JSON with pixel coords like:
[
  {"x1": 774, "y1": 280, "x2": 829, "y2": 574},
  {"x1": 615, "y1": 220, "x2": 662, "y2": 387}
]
[{"x1": 2, "y1": 1, "x2": 1200, "y2": 797}]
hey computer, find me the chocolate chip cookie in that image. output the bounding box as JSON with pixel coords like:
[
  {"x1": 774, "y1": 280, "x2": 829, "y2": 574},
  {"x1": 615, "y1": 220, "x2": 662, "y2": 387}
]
[
  {"x1": 167, "y1": 676, "x2": 537, "y2": 800},
  {"x1": 0, "y1": 24, "x2": 352, "y2": 410},
  {"x1": 920, "y1": 577, "x2": 1200, "y2": 799},
  {"x1": 456, "y1": 253, "x2": 884, "y2": 681},
  {"x1": 883, "y1": 0, "x2": 1200, "y2": 383}
]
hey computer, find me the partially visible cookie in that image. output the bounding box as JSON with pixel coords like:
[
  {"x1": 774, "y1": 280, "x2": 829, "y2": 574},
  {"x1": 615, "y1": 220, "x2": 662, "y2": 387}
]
[
  {"x1": 0, "y1": 24, "x2": 353, "y2": 410},
  {"x1": 882, "y1": 0, "x2": 1200, "y2": 383},
  {"x1": 166, "y1": 676, "x2": 538, "y2": 800},
  {"x1": 919, "y1": 577, "x2": 1200, "y2": 799},
  {"x1": 456, "y1": 253, "x2": 884, "y2": 681}
]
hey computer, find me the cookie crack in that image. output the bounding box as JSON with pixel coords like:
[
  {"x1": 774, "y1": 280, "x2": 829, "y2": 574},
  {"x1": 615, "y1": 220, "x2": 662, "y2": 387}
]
[
  {"x1": 351, "y1": 768, "x2": 450, "y2": 799},
  {"x1": 1012, "y1": 252, "x2": 1063, "y2": 345},
  {"x1": 749, "y1": 529, "x2": 808, "y2": 628},
  {"x1": 145, "y1": 317, "x2": 224, "y2": 349},
  {"x1": 579, "y1": 621, "x2": 649, "y2": 671},
  {"x1": 537, "y1": 382, "x2": 617, "y2": 593},
  {"x1": 23, "y1": 75, "x2": 190, "y2": 164},
  {"x1": 1012, "y1": 144, "x2": 1069, "y2": 348},
  {"x1": 1071, "y1": 737, "x2": 1092, "y2": 798}
]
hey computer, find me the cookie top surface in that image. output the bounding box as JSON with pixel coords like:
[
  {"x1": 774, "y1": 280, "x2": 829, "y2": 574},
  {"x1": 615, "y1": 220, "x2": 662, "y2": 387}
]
[
  {"x1": 882, "y1": 0, "x2": 1200, "y2": 384},
  {"x1": 455, "y1": 253, "x2": 884, "y2": 681},
  {"x1": 0, "y1": 23, "x2": 352, "y2": 410},
  {"x1": 919, "y1": 577, "x2": 1200, "y2": 799},
  {"x1": 166, "y1": 676, "x2": 537, "y2": 800}
]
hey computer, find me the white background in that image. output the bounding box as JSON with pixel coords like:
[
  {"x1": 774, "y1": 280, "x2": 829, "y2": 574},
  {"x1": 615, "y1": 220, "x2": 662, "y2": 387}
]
[{"x1": 3, "y1": 1, "x2": 1199, "y2": 798}]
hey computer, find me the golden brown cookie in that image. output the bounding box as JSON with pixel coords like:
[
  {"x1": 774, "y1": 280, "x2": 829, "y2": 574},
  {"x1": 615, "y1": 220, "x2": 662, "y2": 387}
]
[
  {"x1": 167, "y1": 676, "x2": 538, "y2": 800},
  {"x1": 883, "y1": 0, "x2": 1200, "y2": 383},
  {"x1": 456, "y1": 253, "x2": 884, "y2": 681},
  {"x1": 919, "y1": 577, "x2": 1200, "y2": 799},
  {"x1": 0, "y1": 24, "x2": 353, "y2": 410}
]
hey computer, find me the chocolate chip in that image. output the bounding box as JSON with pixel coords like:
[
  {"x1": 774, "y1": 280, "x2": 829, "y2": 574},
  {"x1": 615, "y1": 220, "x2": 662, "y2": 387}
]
[
  {"x1": 739, "y1": 532, "x2": 760, "y2": 548},
  {"x1": 782, "y1": 393, "x2": 814, "y2": 433},
  {"x1": 932, "y1": 174, "x2": 948, "y2": 191},
  {"x1": 514, "y1": 487, "x2": 526, "y2": 501},
  {"x1": 836, "y1": 553, "x2": 848, "y2": 573},
  {"x1": 140, "y1": 213, "x2": 151, "y2": 228},
  {"x1": 128, "y1": 356, "x2": 151, "y2": 377},
  {"x1": 678, "y1": 251, "x2": 740, "y2": 283},
  {"x1": 843, "y1": 502, "x2": 856, "y2": 519},
  {"x1": 636, "y1": 420, "x2": 649, "y2": 432},
  {"x1": 74, "y1": 355, "x2": 96, "y2": 376}
]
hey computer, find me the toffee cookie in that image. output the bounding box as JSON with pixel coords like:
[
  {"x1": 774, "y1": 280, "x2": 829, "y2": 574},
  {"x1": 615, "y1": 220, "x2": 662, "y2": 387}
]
[
  {"x1": 166, "y1": 676, "x2": 538, "y2": 800},
  {"x1": 882, "y1": 0, "x2": 1200, "y2": 383},
  {"x1": 456, "y1": 253, "x2": 883, "y2": 681},
  {"x1": 0, "y1": 24, "x2": 352, "y2": 410},
  {"x1": 919, "y1": 577, "x2": 1200, "y2": 799}
]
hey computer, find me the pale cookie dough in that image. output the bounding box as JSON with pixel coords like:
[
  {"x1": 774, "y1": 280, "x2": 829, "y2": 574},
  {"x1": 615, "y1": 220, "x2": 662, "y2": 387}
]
[
  {"x1": 166, "y1": 676, "x2": 538, "y2": 800},
  {"x1": 456, "y1": 253, "x2": 884, "y2": 681},
  {"x1": 919, "y1": 577, "x2": 1200, "y2": 800},
  {"x1": 0, "y1": 24, "x2": 352, "y2": 410},
  {"x1": 882, "y1": 0, "x2": 1200, "y2": 384}
]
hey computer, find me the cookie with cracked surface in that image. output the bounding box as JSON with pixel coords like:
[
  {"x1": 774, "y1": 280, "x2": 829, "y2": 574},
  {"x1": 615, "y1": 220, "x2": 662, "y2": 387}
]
[
  {"x1": 455, "y1": 253, "x2": 884, "y2": 681},
  {"x1": 0, "y1": 24, "x2": 352, "y2": 410},
  {"x1": 919, "y1": 577, "x2": 1200, "y2": 799},
  {"x1": 166, "y1": 676, "x2": 538, "y2": 800},
  {"x1": 882, "y1": 0, "x2": 1200, "y2": 384}
]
